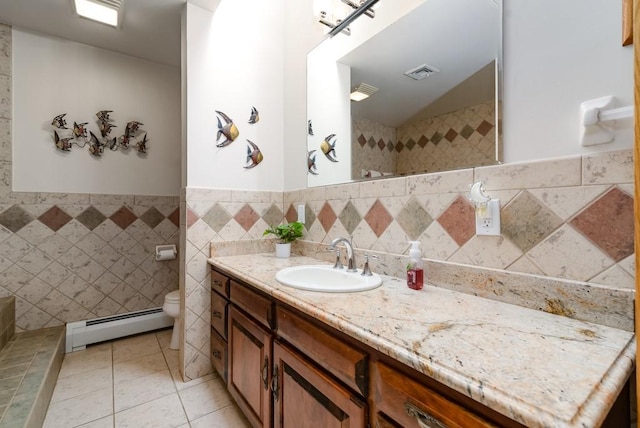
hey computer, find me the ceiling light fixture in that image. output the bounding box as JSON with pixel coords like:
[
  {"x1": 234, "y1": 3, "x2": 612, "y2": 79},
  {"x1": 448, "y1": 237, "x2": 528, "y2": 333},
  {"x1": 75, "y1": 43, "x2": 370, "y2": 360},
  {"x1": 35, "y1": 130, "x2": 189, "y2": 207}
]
[
  {"x1": 73, "y1": 0, "x2": 121, "y2": 27},
  {"x1": 350, "y1": 83, "x2": 379, "y2": 101}
]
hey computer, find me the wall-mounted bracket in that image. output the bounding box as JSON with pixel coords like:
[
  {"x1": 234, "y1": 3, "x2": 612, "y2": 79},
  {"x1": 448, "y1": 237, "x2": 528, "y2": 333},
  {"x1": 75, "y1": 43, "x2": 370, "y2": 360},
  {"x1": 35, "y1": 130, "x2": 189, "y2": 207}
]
[{"x1": 580, "y1": 96, "x2": 633, "y2": 146}]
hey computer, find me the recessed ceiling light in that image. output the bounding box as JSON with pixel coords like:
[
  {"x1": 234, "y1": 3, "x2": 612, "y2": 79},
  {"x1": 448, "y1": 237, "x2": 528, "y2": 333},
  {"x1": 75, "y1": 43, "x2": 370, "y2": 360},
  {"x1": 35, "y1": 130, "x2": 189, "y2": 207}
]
[
  {"x1": 74, "y1": 0, "x2": 121, "y2": 27},
  {"x1": 350, "y1": 82, "x2": 378, "y2": 101}
]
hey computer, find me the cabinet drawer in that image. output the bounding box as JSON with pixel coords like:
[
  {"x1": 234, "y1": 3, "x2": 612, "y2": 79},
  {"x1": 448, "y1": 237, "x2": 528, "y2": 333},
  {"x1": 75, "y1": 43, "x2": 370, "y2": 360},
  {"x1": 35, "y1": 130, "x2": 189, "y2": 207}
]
[
  {"x1": 230, "y1": 281, "x2": 274, "y2": 329},
  {"x1": 276, "y1": 306, "x2": 367, "y2": 396},
  {"x1": 211, "y1": 269, "x2": 230, "y2": 298},
  {"x1": 211, "y1": 292, "x2": 228, "y2": 339},
  {"x1": 371, "y1": 361, "x2": 496, "y2": 428},
  {"x1": 210, "y1": 328, "x2": 227, "y2": 383}
]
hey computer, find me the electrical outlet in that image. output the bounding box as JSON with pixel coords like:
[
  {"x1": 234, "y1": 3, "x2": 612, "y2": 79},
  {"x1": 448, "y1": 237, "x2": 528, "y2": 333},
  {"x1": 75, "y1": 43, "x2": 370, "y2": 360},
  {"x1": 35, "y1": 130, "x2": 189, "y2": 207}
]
[
  {"x1": 476, "y1": 199, "x2": 500, "y2": 236},
  {"x1": 297, "y1": 204, "x2": 305, "y2": 224}
]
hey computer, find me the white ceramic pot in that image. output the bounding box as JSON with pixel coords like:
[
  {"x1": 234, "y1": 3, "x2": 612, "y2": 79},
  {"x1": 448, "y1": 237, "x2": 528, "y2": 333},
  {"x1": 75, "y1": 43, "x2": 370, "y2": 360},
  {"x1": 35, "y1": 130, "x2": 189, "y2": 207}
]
[{"x1": 275, "y1": 243, "x2": 291, "y2": 258}]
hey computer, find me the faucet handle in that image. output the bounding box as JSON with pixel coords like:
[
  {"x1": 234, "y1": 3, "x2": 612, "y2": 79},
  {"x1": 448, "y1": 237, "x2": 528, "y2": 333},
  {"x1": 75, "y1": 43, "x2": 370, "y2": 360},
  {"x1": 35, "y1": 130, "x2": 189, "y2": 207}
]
[
  {"x1": 330, "y1": 248, "x2": 344, "y2": 269},
  {"x1": 361, "y1": 254, "x2": 378, "y2": 276}
]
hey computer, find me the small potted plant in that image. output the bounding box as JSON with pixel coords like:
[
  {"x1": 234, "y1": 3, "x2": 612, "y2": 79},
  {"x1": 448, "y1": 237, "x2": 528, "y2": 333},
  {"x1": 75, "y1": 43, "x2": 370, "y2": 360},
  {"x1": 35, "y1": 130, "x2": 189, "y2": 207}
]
[{"x1": 263, "y1": 221, "x2": 304, "y2": 258}]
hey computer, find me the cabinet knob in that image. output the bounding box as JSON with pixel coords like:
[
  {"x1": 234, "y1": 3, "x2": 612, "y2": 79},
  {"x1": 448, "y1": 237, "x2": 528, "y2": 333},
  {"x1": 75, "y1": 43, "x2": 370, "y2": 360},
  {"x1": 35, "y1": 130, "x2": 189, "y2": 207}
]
[
  {"x1": 404, "y1": 402, "x2": 449, "y2": 428},
  {"x1": 212, "y1": 350, "x2": 221, "y2": 360}
]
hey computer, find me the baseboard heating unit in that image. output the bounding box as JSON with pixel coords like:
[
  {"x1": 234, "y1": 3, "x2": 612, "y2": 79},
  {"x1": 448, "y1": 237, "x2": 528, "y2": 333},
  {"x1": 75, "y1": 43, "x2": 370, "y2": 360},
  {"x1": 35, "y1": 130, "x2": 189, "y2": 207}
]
[{"x1": 65, "y1": 307, "x2": 173, "y2": 353}]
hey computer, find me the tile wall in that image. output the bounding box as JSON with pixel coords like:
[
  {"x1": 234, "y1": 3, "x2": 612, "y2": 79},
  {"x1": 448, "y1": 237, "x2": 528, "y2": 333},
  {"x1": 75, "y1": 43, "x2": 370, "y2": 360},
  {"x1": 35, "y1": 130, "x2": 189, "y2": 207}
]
[
  {"x1": 183, "y1": 148, "x2": 635, "y2": 380},
  {"x1": 396, "y1": 101, "x2": 497, "y2": 174},
  {"x1": 352, "y1": 119, "x2": 396, "y2": 178},
  {"x1": 0, "y1": 25, "x2": 180, "y2": 332}
]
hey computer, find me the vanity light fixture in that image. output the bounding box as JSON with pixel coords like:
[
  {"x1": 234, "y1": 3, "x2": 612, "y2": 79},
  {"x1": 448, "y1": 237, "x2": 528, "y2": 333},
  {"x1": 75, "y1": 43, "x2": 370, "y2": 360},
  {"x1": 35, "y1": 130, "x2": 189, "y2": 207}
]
[
  {"x1": 73, "y1": 0, "x2": 121, "y2": 27},
  {"x1": 314, "y1": 0, "x2": 380, "y2": 37},
  {"x1": 350, "y1": 83, "x2": 378, "y2": 101},
  {"x1": 341, "y1": 0, "x2": 376, "y2": 19}
]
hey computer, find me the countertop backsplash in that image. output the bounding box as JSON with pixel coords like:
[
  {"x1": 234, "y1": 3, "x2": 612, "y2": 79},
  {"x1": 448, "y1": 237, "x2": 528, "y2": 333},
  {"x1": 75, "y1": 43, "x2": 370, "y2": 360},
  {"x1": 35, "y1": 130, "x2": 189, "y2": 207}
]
[{"x1": 181, "y1": 148, "x2": 634, "y2": 380}]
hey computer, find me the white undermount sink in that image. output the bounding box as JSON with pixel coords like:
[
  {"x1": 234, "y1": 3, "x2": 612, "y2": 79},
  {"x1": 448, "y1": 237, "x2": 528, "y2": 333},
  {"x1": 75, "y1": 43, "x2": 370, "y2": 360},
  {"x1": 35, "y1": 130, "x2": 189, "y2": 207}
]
[{"x1": 275, "y1": 265, "x2": 382, "y2": 292}]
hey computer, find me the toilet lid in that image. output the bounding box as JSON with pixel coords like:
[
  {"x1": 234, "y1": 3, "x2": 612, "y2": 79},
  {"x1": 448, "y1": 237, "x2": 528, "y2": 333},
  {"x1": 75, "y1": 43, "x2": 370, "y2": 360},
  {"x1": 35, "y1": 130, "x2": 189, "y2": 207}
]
[{"x1": 165, "y1": 290, "x2": 180, "y2": 303}]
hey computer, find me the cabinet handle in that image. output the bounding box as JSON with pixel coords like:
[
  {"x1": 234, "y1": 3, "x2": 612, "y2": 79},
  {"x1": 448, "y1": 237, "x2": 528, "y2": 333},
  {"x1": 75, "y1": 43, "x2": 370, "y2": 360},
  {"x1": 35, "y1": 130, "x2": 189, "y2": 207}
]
[
  {"x1": 212, "y1": 310, "x2": 222, "y2": 319},
  {"x1": 404, "y1": 402, "x2": 449, "y2": 428},
  {"x1": 271, "y1": 365, "x2": 279, "y2": 401},
  {"x1": 212, "y1": 350, "x2": 221, "y2": 360},
  {"x1": 261, "y1": 357, "x2": 269, "y2": 390}
]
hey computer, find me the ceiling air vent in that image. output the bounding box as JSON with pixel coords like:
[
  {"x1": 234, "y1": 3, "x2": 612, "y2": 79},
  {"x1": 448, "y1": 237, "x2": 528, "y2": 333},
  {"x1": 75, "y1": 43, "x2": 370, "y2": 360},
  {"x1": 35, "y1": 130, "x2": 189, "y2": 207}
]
[{"x1": 404, "y1": 64, "x2": 440, "y2": 80}]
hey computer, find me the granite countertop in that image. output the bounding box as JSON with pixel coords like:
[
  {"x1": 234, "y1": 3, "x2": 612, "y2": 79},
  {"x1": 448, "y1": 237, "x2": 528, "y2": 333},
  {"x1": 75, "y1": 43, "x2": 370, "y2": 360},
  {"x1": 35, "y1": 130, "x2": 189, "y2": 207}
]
[{"x1": 207, "y1": 253, "x2": 635, "y2": 428}]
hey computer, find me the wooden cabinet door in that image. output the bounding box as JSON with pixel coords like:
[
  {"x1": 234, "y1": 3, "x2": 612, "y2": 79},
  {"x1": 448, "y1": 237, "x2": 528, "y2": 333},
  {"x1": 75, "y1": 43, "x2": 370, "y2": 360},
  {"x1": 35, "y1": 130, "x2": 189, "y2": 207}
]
[
  {"x1": 272, "y1": 341, "x2": 366, "y2": 428},
  {"x1": 228, "y1": 306, "x2": 272, "y2": 428}
]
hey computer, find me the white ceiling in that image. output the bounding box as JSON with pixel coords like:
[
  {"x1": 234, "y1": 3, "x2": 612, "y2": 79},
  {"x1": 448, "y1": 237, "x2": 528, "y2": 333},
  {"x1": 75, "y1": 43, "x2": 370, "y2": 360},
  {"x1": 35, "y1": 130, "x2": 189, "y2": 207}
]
[{"x1": 0, "y1": 0, "x2": 219, "y2": 67}]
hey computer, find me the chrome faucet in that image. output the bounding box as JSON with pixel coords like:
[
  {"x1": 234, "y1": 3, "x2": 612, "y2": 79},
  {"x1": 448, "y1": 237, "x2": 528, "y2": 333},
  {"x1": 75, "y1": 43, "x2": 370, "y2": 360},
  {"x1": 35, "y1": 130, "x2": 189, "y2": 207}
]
[{"x1": 328, "y1": 237, "x2": 357, "y2": 272}]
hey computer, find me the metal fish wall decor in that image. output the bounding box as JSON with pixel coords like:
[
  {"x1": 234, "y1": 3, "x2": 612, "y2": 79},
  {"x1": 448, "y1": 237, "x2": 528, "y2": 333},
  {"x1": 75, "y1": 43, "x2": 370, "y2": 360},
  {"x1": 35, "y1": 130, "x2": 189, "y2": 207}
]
[
  {"x1": 215, "y1": 110, "x2": 239, "y2": 147},
  {"x1": 320, "y1": 134, "x2": 339, "y2": 162},
  {"x1": 52, "y1": 113, "x2": 68, "y2": 129},
  {"x1": 244, "y1": 140, "x2": 264, "y2": 169},
  {"x1": 307, "y1": 150, "x2": 319, "y2": 175},
  {"x1": 248, "y1": 106, "x2": 259, "y2": 124},
  {"x1": 50, "y1": 111, "x2": 149, "y2": 157}
]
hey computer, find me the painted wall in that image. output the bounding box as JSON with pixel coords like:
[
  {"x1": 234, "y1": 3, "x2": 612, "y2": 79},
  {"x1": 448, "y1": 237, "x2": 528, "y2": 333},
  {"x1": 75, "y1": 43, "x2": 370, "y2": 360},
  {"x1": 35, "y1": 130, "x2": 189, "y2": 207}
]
[
  {"x1": 12, "y1": 29, "x2": 181, "y2": 196},
  {"x1": 500, "y1": 0, "x2": 631, "y2": 162},
  {"x1": 0, "y1": 25, "x2": 180, "y2": 332},
  {"x1": 185, "y1": 1, "x2": 285, "y2": 191},
  {"x1": 306, "y1": 48, "x2": 351, "y2": 186}
]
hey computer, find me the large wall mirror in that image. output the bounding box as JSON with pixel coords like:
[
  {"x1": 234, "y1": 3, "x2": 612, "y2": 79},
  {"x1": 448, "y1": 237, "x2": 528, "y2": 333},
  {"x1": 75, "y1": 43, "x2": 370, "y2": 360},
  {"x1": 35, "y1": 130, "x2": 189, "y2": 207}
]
[{"x1": 307, "y1": 0, "x2": 502, "y2": 187}]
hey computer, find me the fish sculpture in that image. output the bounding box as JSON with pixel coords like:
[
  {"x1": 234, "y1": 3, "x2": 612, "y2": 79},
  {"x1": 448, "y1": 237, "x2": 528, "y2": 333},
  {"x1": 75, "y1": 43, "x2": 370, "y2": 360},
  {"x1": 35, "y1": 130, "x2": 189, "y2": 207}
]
[
  {"x1": 215, "y1": 110, "x2": 239, "y2": 147},
  {"x1": 126, "y1": 121, "x2": 143, "y2": 133},
  {"x1": 54, "y1": 130, "x2": 73, "y2": 151},
  {"x1": 99, "y1": 121, "x2": 116, "y2": 138},
  {"x1": 320, "y1": 134, "x2": 339, "y2": 162},
  {"x1": 52, "y1": 114, "x2": 68, "y2": 129},
  {"x1": 96, "y1": 110, "x2": 112, "y2": 122},
  {"x1": 308, "y1": 120, "x2": 314, "y2": 136},
  {"x1": 136, "y1": 133, "x2": 148, "y2": 154},
  {"x1": 244, "y1": 140, "x2": 263, "y2": 169},
  {"x1": 72, "y1": 122, "x2": 88, "y2": 139},
  {"x1": 248, "y1": 106, "x2": 259, "y2": 124},
  {"x1": 107, "y1": 137, "x2": 118, "y2": 150},
  {"x1": 307, "y1": 150, "x2": 318, "y2": 175},
  {"x1": 88, "y1": 131, "x2": 104, "y2": 157}
]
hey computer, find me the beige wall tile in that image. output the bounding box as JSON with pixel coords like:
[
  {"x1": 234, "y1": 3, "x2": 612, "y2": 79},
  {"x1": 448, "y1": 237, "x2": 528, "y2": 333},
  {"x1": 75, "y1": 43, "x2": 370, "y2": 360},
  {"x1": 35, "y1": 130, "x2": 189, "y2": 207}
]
[
  {"x1": 475, "y1": 156, "x2": 581, "y2": 190},
  {"x1": 582, "y1": 149, "x2": 633, "y2": 185}
]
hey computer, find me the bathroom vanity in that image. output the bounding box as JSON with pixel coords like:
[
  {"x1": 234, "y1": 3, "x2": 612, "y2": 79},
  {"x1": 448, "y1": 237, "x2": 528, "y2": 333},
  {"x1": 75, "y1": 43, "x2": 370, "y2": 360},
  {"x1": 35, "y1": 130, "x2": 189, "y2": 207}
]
[{"x1": 207, "y1": 254, "x2": 634, "y2": 428}]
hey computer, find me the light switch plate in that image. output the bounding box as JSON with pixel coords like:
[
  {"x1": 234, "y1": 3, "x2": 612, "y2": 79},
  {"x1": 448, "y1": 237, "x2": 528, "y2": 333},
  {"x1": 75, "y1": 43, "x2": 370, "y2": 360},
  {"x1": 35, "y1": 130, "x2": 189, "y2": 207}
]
[
  {"x1": 297, "y1": 204, "x2": 305, "y2": 224},
  {"x1": 476, "y1": 199, "x2": 500, "y2": 236}
]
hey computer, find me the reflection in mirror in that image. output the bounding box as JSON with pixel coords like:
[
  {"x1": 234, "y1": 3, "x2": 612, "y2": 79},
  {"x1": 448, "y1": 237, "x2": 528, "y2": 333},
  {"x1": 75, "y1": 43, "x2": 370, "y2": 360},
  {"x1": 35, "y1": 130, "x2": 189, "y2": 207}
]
[{"x1": 307, "y1": 0, "x2": 502, "y2": 187}]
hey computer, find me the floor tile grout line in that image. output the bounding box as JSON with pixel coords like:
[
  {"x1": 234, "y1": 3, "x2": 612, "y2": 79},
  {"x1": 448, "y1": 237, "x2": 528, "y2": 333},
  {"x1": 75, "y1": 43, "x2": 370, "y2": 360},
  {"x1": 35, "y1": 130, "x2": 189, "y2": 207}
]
[
  {"x1": 110, "y1": 340, "x2": 115, "y2": 428},
  {"x1": 155, "y1": 331, "x2": 192, "y2": 425}
]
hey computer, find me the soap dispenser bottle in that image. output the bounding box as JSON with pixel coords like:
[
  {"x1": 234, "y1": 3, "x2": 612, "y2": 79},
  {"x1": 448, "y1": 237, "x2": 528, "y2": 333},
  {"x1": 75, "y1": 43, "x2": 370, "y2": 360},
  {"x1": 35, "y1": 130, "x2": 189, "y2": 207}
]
[{"x1": 407, "y1": 241, "x2": 424, "y2": 290}]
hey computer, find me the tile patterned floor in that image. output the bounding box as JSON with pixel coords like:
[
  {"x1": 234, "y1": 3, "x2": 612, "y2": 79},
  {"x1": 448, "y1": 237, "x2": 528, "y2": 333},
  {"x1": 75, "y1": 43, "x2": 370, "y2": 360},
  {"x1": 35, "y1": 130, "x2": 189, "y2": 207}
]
[{"x1": 43, "y1": 329, "x2": 250, "y2": 428}]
